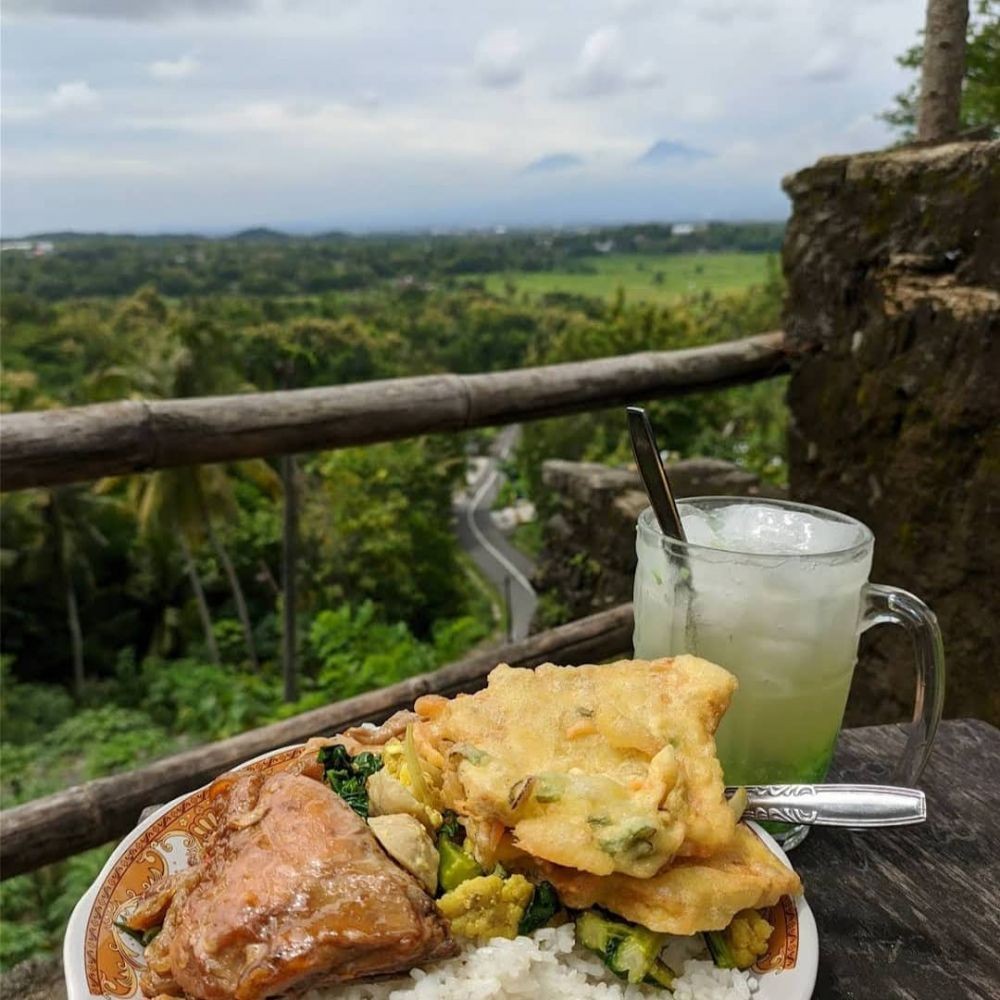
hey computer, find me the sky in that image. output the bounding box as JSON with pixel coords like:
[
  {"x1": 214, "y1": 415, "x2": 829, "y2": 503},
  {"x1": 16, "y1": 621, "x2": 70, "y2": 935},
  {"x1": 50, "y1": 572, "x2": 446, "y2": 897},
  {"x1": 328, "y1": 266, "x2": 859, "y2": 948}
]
[{"x1": 1, "y1": 0, "x2": 924, "y2": 235}]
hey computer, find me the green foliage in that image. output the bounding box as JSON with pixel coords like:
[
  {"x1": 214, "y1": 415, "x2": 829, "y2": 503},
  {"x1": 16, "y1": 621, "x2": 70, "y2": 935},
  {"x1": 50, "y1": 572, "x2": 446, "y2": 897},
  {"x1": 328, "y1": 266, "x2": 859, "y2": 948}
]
[
  {"x1": 0, "y1": 658, "x2": 74, "y2": 746},
  {"x1": 516, "y1": 274, "x2": 788, "y2": 493},
  {"x1": 0, "y1": 227, "x2": 786, "y2": 968},
  {"x1": 0, "y1": 225, "x2": 784, "y2": 303},
  {"x1": 483, "y1": 251, "x2": 772, "y2": 306},
  {"x1": 1, "y1": 704, "x2": 173, "y2": 808},
  {"x1": 881, "y1": 0, "x2": 1000, "y2": 140},
  {"x1": 308, "y1": 603, "x2": 437, "y2": 700},
  {"x1": 138, "y1": 658, "x2": 282, "y2": 740},
  {"x1": 309, "y1": 438, "x2": 468, "y2": 635},
  {"x1": 0, "y1": 846, "x2": 113, "y2": 969}
]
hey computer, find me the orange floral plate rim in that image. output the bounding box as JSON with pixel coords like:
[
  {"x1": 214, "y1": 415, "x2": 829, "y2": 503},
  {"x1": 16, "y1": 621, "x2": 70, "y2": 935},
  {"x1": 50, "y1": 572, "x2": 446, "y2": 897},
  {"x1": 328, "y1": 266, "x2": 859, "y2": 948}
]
[{"x1": 63, "y1": 742, "x2": 818, "y2": 1000}]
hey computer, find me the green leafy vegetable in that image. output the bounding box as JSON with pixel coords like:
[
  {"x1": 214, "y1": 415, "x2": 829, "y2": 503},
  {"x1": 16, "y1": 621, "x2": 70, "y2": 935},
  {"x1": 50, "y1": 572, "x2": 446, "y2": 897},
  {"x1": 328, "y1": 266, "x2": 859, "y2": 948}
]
[
  {"x1": 317, "y1": 744, "x2": 384, "y2": 818},
  {"x1": 518, "y1": 881, "x2": 560, "y2": 935},
  {"x1": 439, "y1": 810, "x2": 463, "y2": 842},
  {"x1": 114, "y1": 920, "x2": 161, "y2": 947}
]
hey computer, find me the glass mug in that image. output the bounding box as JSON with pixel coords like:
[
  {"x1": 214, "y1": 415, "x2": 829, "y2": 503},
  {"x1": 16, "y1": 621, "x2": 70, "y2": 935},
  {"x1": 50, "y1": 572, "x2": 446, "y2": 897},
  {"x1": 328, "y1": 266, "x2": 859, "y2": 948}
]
[{"x1": 632, "y1": 497, "x2": 945, "y2": 848}]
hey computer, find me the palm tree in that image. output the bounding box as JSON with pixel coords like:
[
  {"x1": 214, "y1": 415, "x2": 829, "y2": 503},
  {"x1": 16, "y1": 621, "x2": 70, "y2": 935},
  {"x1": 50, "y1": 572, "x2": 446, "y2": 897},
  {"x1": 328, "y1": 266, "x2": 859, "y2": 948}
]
[
  {"x1": 1, "y1": 371, "x2": 108, "y2": 699},
  {"x1": 91, "y1": 301, "x2": 280, "y2": 667},
  {"x1": 1, "y1": 486, "x2": 109, "y2": 699}
]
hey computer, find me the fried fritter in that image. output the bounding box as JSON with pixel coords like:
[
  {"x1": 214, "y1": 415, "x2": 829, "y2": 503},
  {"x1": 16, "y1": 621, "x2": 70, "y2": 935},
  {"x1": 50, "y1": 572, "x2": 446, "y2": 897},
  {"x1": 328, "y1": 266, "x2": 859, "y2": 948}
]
[
  {"x1": 414, "y1": 657, "x2": 738, "y2": 878},
  {"x1": 520, "y1": 824, "x2": 802, "y2": 935}
]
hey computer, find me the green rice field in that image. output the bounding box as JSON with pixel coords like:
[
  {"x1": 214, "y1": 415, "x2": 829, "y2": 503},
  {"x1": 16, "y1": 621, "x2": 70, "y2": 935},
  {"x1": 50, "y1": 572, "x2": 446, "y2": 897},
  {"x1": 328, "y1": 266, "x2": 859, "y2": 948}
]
[{"x1": 481, "y1": 251, "x2": 774, "y2": 305}]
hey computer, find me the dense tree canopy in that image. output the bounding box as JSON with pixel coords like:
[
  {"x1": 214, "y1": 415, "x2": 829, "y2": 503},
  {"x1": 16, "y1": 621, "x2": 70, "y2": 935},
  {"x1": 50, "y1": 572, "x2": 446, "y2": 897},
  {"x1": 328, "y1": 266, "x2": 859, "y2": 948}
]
[
  {"x1": 0, "y1": 225, "x2": 785, "y2": 968},
  {"x1": 882, "y1": 0, "x2": 1000, "y2": 139}
]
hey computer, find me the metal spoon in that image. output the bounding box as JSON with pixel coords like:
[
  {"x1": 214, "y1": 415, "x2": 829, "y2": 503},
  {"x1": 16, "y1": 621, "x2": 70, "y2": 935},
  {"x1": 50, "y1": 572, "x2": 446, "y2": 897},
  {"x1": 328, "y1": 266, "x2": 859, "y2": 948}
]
[
  {"x1": 728, "y1": 783, "x2": 927, "y2": 828},
  {"x1": 626, "y1": 406, "x2": 686, "y2": 542}
]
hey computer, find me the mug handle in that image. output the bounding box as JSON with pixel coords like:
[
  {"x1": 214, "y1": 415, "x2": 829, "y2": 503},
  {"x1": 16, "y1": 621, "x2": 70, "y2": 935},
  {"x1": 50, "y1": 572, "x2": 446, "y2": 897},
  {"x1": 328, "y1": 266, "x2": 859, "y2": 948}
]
[{"x1": 860, "y1": 584, "x2": 946, "y2": 785}]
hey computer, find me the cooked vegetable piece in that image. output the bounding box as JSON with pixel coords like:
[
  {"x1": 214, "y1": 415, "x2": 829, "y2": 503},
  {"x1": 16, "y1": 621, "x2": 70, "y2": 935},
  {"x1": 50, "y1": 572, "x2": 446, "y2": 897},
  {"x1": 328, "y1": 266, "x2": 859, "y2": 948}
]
[
  {"x1": 533, "y1": 772, "x2": 566, "y2": 803},
  {"x1": 317, "y1": 745, "x2": 384, "y2": 818},
  {"x1": 452, "y1": 742, "x2": 487, "y2": 764},
  {"x1": 404, "y1": 724, "x2": 431, "y2": 803},
  {"x1": 439, "y1": 810, "x2": 463, "y2": 842},
  {"x1": 613, "y1": 929, "x2": 664, "y2": 984},
  {"x1": 575, "y1": 911, "x2": 611, "y2": 952},
  {"x1": 726, "y1": 786, "x2": 748, "y2": 822},
  {"x1": 436, "y1": 873, "x2": 534, "y2": 943},
  {"x1": 438, "y1": 836, "x2": 484, "y2": 893},
  {"x1": 115, "y1": 920, "x2": 161, "y2": 947},
  {"x1": 599, "y1": 823, "x2": 658, "y2": 859},
  {"x1": 574, "y1": 909, "x2": 667, "y2": 985},
  {"x1": 706, "y1": 908, "x2": 773, "y2": 970},
  {"x1": 704, "y1": 929, "x2": 737, "y2": 969},
  {"x1": 368, "y1": 814, "x2": 439, "y2": 894},
  {"x1": 517, "y1": 880, "x2": 560, "y2": 935},
  {"x1": 366, "y1": 768, "x2": 441, "y2": 832},
  {"x1": 644, "y1": 959, "x2": 676, "y2": 989}
]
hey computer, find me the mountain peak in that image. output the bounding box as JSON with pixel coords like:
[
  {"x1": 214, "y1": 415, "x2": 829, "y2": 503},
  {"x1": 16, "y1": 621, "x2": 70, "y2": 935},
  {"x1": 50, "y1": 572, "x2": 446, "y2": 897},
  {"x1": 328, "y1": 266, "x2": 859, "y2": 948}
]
[{"x1": 635, "y1": 140, "x2": 711, "y2": 166}]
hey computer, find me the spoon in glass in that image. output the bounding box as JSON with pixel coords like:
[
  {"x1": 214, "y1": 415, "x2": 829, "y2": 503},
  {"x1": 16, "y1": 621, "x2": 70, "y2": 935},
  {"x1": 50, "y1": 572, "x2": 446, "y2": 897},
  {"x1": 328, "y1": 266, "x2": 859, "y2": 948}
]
[{"x1": 626, "y1": 406, "x2": 686, "y2": 542}]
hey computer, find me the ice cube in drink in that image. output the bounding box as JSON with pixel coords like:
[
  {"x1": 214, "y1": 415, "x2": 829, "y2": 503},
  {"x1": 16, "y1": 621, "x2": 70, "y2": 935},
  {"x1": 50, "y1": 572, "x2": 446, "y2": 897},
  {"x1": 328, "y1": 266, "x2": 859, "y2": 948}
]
[{"x1": 633, "y1": 499, "x2": 872, "y2": 790}]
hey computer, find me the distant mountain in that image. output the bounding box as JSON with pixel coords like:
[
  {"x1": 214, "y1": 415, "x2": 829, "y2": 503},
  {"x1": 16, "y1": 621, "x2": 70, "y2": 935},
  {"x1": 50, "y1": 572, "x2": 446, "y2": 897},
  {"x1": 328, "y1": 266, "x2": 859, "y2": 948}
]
[
  {"x1": 634, "y1": 140, "x2": 711, "y2": 166},
  {"x1": 15, "y1": 230, "x2": 207, "y2": 243},
  {"x1": 230, "y1": 226, "x2": 291, "y2": 241},
  {"x1": 521, "y1": 153, "x2": 585, "y2": 174}
]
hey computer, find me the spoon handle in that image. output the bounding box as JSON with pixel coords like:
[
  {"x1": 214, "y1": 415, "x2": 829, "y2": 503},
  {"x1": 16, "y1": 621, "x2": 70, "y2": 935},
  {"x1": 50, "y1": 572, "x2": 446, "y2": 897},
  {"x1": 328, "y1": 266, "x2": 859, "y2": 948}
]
[
  {"x1": 729, "y1": 784, "x2": 927, "y2": 827},
  {"x1": 626, "y1": 407, "x2": 686, "y2": 542}
]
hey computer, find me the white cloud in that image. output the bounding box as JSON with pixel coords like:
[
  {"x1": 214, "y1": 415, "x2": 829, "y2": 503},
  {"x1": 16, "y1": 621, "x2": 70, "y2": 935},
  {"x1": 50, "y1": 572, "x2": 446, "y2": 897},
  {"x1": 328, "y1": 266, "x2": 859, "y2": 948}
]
[
  {"x1": 691, "y1": 0, "x2": 776, "y2": 23},
  {"x1": 8, "y1": 0, "x2": 251, "y2": 19},
  {"x1": 1, "y1": 0, "x2": 926, "y2": 234},
  {"x1": 473, "y1": 28, "x2": 528, "y2": 88},
  {"x1": 679, "y1": 93, "x2": 724, "y2": 122},
  {"x1": 49, "y1": 81, "x2": 100, "y2": 111},
  {"x1": 560, "y1": 25, "x2": 662, "y2": 98},
  {"x1": 802, "y1": 41, "x2": 852, "y2": 81},
  {"x1": 149, "y1": 54, "x2": 199, "y2": 80}
]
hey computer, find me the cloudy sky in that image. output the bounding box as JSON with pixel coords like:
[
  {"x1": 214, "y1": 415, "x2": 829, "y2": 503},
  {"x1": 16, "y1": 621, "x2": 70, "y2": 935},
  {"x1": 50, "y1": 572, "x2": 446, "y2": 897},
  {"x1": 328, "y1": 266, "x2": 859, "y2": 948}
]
[{"x1": 2, "y1": 0, "x2": 923, "y2": 235}]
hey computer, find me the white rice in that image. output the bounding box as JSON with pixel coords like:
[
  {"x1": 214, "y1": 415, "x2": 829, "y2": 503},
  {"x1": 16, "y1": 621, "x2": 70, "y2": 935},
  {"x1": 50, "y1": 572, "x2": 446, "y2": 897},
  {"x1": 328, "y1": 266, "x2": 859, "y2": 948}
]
[{"x1": 303, "y1": 924, "x2": 756, "y2": 1000}]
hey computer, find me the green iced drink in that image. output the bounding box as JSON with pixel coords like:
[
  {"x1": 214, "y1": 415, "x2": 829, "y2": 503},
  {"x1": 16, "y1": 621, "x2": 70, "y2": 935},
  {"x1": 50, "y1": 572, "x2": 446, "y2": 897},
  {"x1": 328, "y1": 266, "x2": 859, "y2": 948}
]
[{"x1": 633, "y1": 498, "x2": 874, "y2": 845}]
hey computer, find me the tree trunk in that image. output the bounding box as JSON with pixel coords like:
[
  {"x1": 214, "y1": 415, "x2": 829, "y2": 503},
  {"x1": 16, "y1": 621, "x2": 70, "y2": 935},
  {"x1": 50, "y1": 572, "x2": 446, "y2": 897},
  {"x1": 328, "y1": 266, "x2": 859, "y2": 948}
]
[
  {"x1": 280, "y1": 454, "x2": 299, "y2": 702},
  {"x1": 179, "y1": 532, "x2": 220, "y2": 665},
  {"x1": 201, "y1": 501, "x2": 259, "y2": 670},
  {"x1": 917, "y1": 0, "x2": 969, "y2": 142},
  {"x1": 48, "y1": 496, "x2": 86, "y2": 700},
  {"x1": 65, "y1": 571, "x2": 85, "y2": 701}
]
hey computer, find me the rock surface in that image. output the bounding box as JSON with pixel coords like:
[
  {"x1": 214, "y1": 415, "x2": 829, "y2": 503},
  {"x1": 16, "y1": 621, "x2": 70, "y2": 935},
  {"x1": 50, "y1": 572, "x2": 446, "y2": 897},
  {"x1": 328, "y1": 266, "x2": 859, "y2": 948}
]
[
  {"x1": 0, "y1": 955, "x2": 67, "y2": 1000},
  {"x1": 532, "y1": 457, "x2": 781, "y2": 628},
  {"x1": 782, "y1": 140, "x2": 1000, "y2": 726}
]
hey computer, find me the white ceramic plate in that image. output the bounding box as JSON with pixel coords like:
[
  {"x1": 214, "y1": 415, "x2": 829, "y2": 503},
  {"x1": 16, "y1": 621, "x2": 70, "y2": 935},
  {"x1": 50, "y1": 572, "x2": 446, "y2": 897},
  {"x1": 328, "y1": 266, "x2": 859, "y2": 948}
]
[{"x1": 64, "y1": 744, "x2": 818, "y2": 1000}]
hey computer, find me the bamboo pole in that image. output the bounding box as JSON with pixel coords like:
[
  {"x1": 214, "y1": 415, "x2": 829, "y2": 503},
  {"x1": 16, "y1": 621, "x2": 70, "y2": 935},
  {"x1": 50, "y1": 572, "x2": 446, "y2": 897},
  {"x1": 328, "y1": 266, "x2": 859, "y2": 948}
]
[
  {"x1": 0, "y1": 604, "x2": 635, "y2": 878},
  {"x1": 0, "y1": 333, "x2": 789, "y2": 492}
]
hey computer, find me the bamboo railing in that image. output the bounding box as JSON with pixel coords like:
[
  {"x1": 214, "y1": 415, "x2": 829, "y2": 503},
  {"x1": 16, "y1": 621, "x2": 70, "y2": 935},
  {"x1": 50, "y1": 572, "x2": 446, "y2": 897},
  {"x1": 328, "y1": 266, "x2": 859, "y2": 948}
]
[
  {"x1": 0, "y1": 332, "x2": 789, "y2": 491},
  {"x1": 0, "y1": 330, "x2": 792, "y2": 876},
  {"x1": 0, "y1": 604, "x2": 634, "y2": 878}
]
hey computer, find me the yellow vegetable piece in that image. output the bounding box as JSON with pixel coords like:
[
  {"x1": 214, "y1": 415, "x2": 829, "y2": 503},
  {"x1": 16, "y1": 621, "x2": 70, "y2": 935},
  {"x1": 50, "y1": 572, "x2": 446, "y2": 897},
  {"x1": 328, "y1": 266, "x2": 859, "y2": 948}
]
[
  {"x1": 727, "y1": 908, "x2": 773, "y2": 969},
  {"x1": 436, "y1": 874, "x2": 534, "y2": 943}
]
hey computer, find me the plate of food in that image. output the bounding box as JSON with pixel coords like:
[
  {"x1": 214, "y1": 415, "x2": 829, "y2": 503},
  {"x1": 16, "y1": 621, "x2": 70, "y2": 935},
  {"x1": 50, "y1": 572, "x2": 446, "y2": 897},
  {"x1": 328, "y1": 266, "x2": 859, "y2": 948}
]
[{"x1": 64, "y1": 656, "x2": 817, "y2": 1000}]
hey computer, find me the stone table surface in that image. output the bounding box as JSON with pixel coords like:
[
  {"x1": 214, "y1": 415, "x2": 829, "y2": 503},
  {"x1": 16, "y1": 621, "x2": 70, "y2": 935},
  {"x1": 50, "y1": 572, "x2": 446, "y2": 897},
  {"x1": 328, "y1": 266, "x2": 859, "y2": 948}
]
[
  {"x1": 5, "y1": 718, "x2": 998, "y2": 1000},
  {"x1": 798, "y1": 718, "x2": 1000, "y2": 999}
]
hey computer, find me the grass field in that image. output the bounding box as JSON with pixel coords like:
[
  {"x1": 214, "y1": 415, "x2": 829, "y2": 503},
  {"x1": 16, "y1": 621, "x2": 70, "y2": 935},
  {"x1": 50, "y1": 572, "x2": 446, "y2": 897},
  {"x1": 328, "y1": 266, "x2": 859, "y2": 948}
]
[{"x1": 481, "y1": 251, "x2": 773, "y2": 305}]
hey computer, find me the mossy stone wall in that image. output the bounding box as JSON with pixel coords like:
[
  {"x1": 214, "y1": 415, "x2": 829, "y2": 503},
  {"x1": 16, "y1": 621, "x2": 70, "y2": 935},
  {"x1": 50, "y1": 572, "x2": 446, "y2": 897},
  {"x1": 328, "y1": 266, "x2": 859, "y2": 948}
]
[{"x1": 782, "y1": 141, "x2": 1000, "y2": 726}]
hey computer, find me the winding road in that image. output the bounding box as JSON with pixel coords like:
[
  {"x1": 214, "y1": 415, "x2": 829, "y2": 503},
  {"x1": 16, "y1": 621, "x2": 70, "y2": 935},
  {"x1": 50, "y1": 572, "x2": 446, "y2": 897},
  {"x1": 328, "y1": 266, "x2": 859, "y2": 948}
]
[{"x1": 453, "y1": 425, "x2": 538, "y2": 641}]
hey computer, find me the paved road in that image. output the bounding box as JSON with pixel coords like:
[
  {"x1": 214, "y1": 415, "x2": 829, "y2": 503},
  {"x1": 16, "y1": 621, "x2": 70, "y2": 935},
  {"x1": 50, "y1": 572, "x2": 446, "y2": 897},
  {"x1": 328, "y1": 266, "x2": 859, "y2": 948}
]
[{"x1": 453, "y1": 426, "x2": 538, "y2": 641}]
